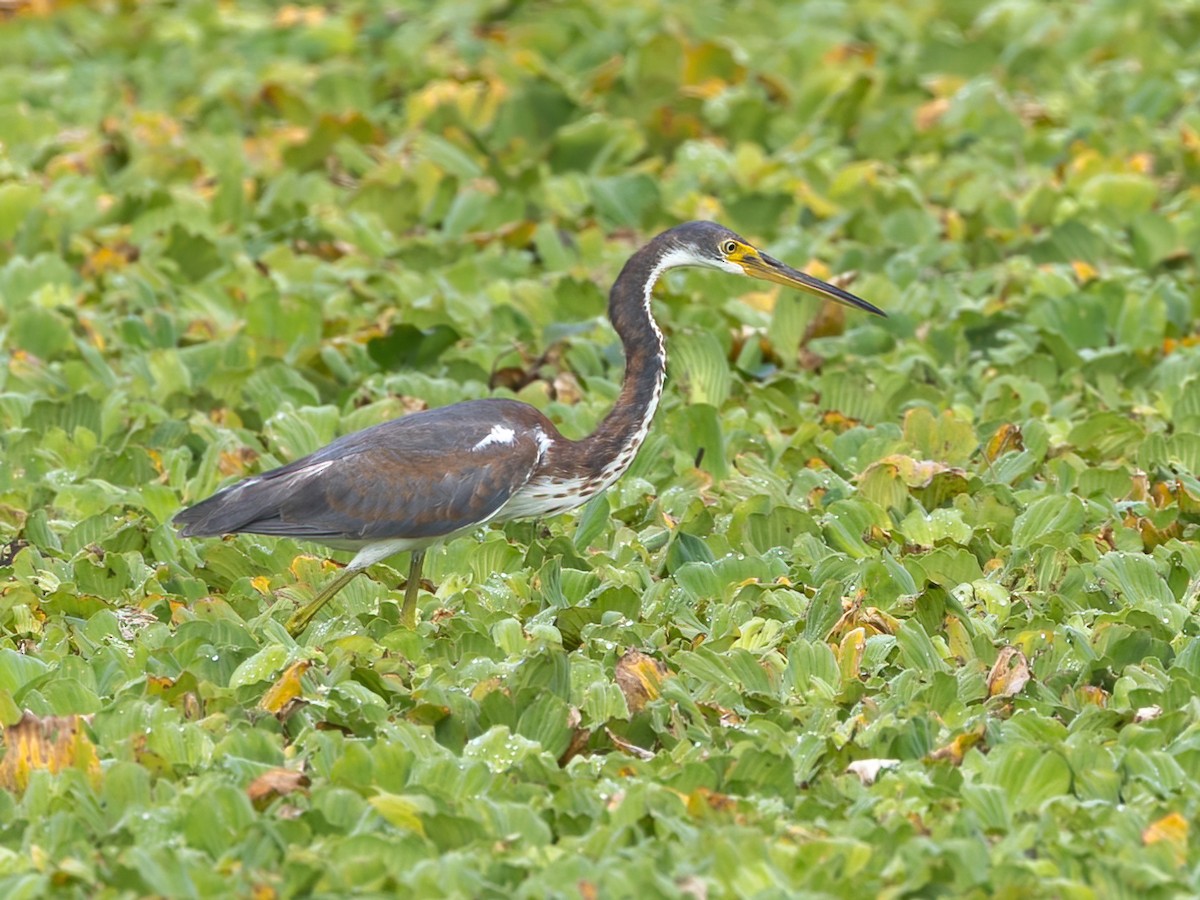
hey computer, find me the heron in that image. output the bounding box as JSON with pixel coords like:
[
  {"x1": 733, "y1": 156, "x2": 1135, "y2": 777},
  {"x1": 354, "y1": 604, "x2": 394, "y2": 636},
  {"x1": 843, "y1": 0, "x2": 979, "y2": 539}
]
[{"x1": 175, "y1": 221, "x2": 884, "y2": 635}]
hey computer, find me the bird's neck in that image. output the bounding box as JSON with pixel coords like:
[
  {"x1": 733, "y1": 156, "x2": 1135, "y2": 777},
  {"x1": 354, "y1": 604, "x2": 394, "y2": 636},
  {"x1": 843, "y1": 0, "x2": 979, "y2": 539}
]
[{"x1": 555, "y1": 241, "x2": 670, "y2": 485}]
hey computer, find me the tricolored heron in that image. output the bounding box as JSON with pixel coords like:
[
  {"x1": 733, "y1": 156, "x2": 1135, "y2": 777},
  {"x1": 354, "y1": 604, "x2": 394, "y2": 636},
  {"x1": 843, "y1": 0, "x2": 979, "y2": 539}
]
[{"x1": 175, "y1": 221, "x2": 884, "y2": 634}]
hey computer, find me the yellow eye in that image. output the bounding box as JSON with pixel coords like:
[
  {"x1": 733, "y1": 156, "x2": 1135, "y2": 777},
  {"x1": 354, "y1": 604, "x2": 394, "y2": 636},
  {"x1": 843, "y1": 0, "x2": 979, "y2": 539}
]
[{"x1": 722, "y1": 240, "x2": 738, "y2": 255}]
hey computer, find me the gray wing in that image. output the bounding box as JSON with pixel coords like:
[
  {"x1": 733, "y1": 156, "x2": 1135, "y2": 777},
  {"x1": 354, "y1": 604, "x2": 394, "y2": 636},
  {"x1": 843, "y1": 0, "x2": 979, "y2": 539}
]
[{"x1": 174, "y1": 399, "x2": 545, "y2": 543}]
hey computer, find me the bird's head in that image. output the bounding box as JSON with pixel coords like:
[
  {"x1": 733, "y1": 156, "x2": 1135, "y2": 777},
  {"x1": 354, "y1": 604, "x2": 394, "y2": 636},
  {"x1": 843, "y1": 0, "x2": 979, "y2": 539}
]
[{"x1": 662, "y1": 221, "x2": 885, "y2": 317}]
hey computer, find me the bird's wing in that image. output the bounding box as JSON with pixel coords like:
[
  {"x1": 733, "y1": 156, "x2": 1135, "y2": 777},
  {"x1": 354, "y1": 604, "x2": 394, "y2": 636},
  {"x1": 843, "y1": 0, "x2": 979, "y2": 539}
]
[{"x1": 174, "y1": 399, "x2": 546, "y2": 542}]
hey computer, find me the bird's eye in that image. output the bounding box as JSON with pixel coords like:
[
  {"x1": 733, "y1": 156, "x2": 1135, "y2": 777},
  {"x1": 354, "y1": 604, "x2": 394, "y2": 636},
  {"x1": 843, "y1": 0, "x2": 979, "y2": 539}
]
[{"x1": 722, "y1": 240, "x2": 738, "y2": 255}]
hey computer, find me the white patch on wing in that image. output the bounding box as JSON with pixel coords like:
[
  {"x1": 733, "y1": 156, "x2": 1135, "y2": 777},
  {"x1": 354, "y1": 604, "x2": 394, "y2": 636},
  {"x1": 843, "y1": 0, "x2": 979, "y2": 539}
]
[
  {"x1": 473, "y1": 424, "x2": 516, "y2": 451},
  {"x1": 497, "y1": 237, "x2": 735, "y2": 524},
  {"x1": 534, "y1": 428, "x2": 553, "y2": 461}
]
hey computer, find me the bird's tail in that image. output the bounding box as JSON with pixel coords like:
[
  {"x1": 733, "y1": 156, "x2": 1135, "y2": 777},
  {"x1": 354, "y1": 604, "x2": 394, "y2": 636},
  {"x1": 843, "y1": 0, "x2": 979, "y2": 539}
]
[{"x1": 173, "y1": 478, "x2": 271, "y2": 537}]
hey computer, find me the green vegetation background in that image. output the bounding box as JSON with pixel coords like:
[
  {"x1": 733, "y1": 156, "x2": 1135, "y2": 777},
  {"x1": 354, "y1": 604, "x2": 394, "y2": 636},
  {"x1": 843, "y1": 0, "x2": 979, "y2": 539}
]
[{"x1": 1, "y1": 0, "x2": 1199, "y2": 895}]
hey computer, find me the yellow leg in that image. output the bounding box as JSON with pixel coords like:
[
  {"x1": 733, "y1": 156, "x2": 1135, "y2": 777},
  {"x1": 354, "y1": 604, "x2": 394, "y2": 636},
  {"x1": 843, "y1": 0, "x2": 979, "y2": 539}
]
[
  {"x1": 400, "y1": 550, "x2": 425, "y2": 629},
  {"x1": 285, "y1": 566, "x2": 362, "y2": 636},
  {"x1": 285, "y1": 550, "x2": 426, "y2": 636}
]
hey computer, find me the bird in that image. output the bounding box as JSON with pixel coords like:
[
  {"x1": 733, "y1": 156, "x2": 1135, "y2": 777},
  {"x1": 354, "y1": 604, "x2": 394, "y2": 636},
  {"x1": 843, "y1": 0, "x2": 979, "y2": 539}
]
[{"x1": 174, "y1": 221, "x2": 885, "y2": 635}]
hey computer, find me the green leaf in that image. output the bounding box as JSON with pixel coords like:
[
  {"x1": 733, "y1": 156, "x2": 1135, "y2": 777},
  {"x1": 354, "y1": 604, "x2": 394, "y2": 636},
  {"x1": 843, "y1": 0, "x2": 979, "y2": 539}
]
[
  {"x1": 369, "y1": 792, "x2": 435, "y2": 834},
  {"x1": 0, "y1": 182, "x2": 40, "y2": 240},
  {"x1": 573, "y1": 493, "x2": 611, "y2": 551},
  {"x1": 228, "y1": 644, "x2": 289, "y2": 689},
  {"x1": 589, "y1": 174, "x2": 660, "y2": 227},
  {"x1": 0, "y1": 650, "x2": 49, "y2": 694},
  {"x1": 1130, "y1": 213, "x2": 1178, "y2": 268},
  {"x1": 669, "y1": 331, "x2": 731, "y2": 406},
  {"x1": 899, "y1": 507, "x2": 972, "y2": 546},
  {"x1": 895, "y1": 619, "x2": 950, "y2": 674},
  {"x1": 10, "y1": 306, "x2": 73, "y2": 359},
  {"x1": 1011, "y1": 495, "x2": 1085, "y2": 550},
  {"x1": 988, "y1": 746, "x2": 1072, "y2": 812},
  {"x1": 1080, "y1": 173, "x2": 1157, "y2": 217}
]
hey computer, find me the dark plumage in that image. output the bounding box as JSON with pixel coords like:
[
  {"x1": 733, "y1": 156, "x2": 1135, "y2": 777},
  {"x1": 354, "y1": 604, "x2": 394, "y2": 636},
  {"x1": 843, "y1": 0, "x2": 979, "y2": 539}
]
[
  {"x1": 176, "y1": 399, "x2": 547, "y2": 543},
  {"x1": 175, "y1": 221, "x2": 883, "y2": 633}
]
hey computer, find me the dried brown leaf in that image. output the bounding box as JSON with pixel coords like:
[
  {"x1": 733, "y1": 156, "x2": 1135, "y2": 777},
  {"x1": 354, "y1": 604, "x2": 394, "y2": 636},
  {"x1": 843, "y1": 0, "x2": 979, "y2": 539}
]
[
  {"x1": 247, "y1": 767, "x2": 311, "y2": 809},
  {"x1": 0, "y1": 710, "x2": 100, "y2": 793},
  {"x1": 614, "y1": 649, "x2": 668, "y2": 714},
  {"x1": 557, "y1": 707, "x2": 590, "y2": 767},
  {"x1": 604, "y1": 728, "x2": 655, "y2": 761},
  {"x1": 987, "y1": 646, "x2": 1031, "y2": 699}
]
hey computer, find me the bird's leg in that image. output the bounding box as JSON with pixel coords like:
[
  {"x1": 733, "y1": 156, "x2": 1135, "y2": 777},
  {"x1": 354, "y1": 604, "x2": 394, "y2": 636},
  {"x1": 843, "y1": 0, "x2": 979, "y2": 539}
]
[
  {"x1": 400, "y1": 550, "x2": 425, "y2": 629},
  {"x1": 285, "y1": 564, "x2": 363, "y2": 636}
]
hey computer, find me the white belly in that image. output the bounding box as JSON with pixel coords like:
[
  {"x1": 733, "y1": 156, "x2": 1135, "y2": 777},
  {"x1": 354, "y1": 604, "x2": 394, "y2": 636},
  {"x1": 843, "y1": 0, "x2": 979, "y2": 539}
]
[{"x1": 497, "y1": 476, "x2": 603, "y2": 520}]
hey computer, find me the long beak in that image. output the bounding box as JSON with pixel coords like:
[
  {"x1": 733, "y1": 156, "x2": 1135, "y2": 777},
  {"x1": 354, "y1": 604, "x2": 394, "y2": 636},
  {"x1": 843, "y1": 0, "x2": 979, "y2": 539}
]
[{"x1": 742, "y1": 253, "x2": 885, "y2": 317}]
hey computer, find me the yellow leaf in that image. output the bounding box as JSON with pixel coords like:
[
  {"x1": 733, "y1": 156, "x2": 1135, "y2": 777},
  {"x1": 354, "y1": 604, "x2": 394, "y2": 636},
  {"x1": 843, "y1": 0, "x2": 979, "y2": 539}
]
[
  {"x1": 218, "y1": 447, "x2": 258, "y2": 476},
  {"x1": 288, "y1": 554, "x2": 327, "y2": 581},
  {"x1": 822, "y1": 42, "x2": 876, "y2": 66},
  {"x1": 2, "y1": 0, "x2": 56, "y2": 18},
  {"x1": 793, "y1": 182, "x2": 840, "y2": 219},
  {"x1": 915, "y1": 97, "x2": 950, "y2": 131},
  {"x1": 369, "y1": 792, "x2": 433, "y2": 834},
  {"x1": 78, "y1": 316, "x2": 106, "y2": 352},
  {"x1": 984, "y1": 423, "x2": 1024, "y2": 462},
  {"x1": 681, "y1": 41, "x2": 745, "y2": 92},
  {"x1": 1143, "y1": 812, "x2": 1188, "y2": 866},
  {"x1": 1078, "y1": 685, "x2": 1108, "y2": 707},
  {"x1": 251, "y1": 575, "x2": 273, "y2": 595},
  {"x1": 927, "y1": 725, "x2": 985, "y2": 765},
  {"x1": 803, "y1": 258, "x2": 833, "y2": 281},
  {"x1": 1182, "y1": 125, "x2": 1200, "y2": 161},
  {"x1": 82, "y1": 245, "x2": 129, "y2": 277},
  {"x1": 0, "y1": 711, "x2": 100, "y2": 793},
  {"x1": 838, "y1": 627, "x2": 866, "y2": 681},
  {"x1": 923, "y1": 74, "x2": 967, "y2": 98},
  {"x1": 740, "y1": 289, "x2": 778, "y2": 313},
  {"x1": 1071, "y1": 260, "x2": 1098, "y2": 283},
  {"x1": 684, "y1": 786, "x2": 738, "y2": 817},
  {"x1": 1067, "y1": 143, "x2": 1104, "y2": 179},
  {"x1": 614, "y1": 649, "x2": 669, "y2": 714},
  {"x1": 260, "y1": 660, "x2": 311, "y2": 714},
  {"x1": 942, "y1": 208, "x2": 965, "y2": 242},
  {"x1": 680, "y1": 78, "x2": 728, "y2": 100},
  {"x1": 274, "y1": 5, "x2": 325, "y2": 27},
  {"x1": 945, "y1": 615, "x2": 973, "y2": 661},
  {"x1": 821, "y1": 410, "x2": 860, "y2": 433},
  {"x1": 1128, "y1": 152, "x2": 1154, "y2": 174}
]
